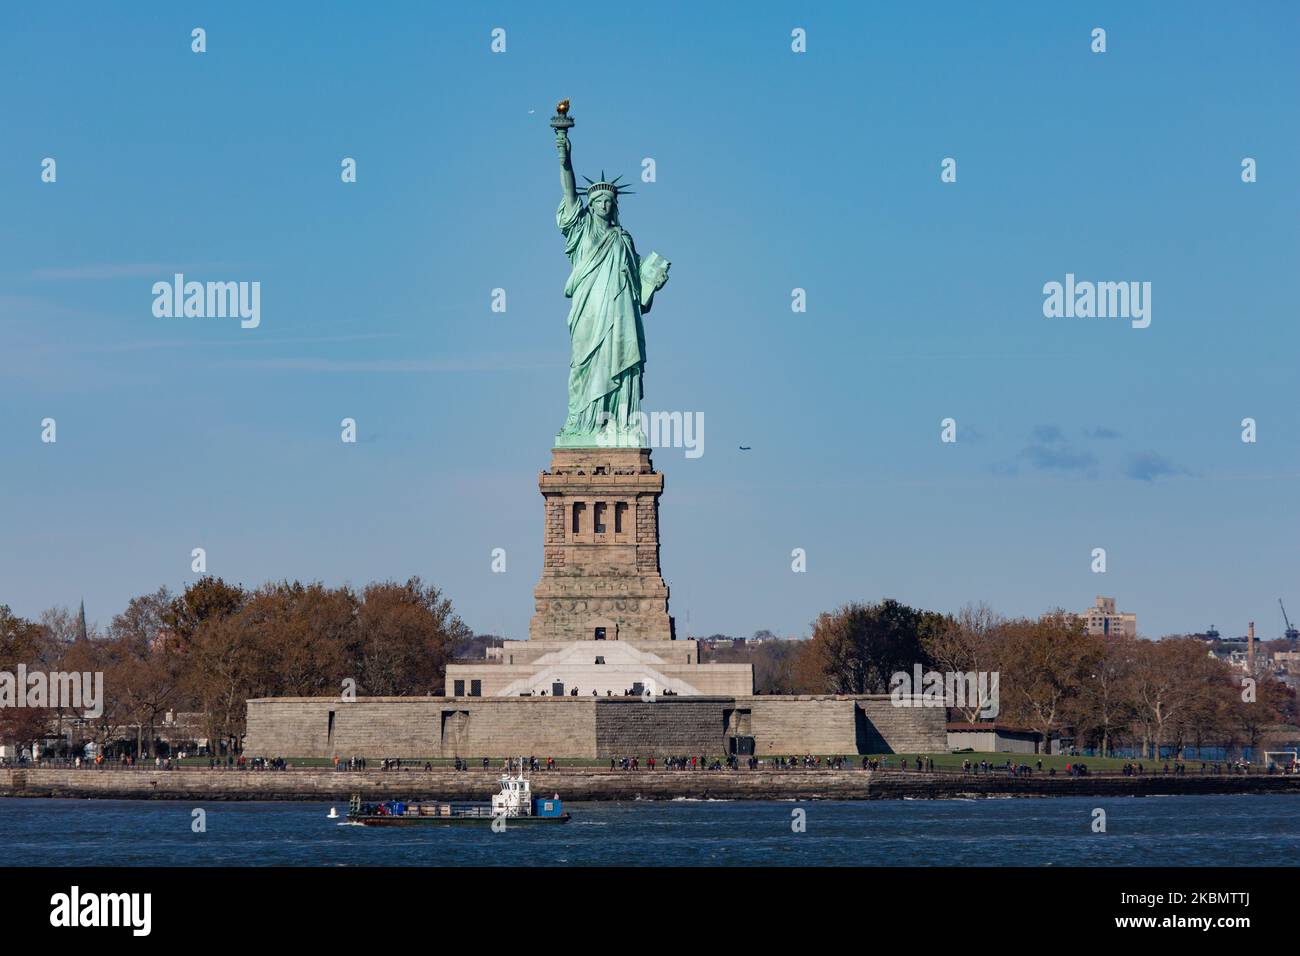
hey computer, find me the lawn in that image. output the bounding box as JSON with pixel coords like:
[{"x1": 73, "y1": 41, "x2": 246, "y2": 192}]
[{"x1": 860, "y1": 752, "x2": 1146, "y2": 772}]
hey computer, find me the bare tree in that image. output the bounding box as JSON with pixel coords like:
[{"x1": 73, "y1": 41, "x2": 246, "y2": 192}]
[
  {"x1": 1130, "y1": 638, "x2": 1213, "y2": 760},
  {"x1": 999, "y1": 613, "x2": 1097, "y2": 754},
  {"x1": 921, "y1": 602, "x2": 1004, "y2": 723},
  {"x1": 1072, "y1": 633, "x2": 1139, "y2": 758}
]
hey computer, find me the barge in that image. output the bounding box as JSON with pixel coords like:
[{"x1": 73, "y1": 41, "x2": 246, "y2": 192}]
[{"x1": 345, "y1": 768, "x2": 571, "y2": 826}]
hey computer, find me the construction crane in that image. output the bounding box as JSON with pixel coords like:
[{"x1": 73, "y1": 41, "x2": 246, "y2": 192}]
[{"x1": 1281, "y1": 599, "x2": 1299, "y2": 642}]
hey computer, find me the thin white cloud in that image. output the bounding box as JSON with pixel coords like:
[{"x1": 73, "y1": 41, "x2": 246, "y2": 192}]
[
  {"x1": 223, "y1": 354, "x2": 553, "y2": 373},
  {"x1": 29, "y1": 263, "x2": 253, "y2": 280},
  {"x1": 3, "y1": 333, "x2": 404, "y2": 357},
  {"x1": 32, "y1": 264, "x2": 176, "y2": 280}
]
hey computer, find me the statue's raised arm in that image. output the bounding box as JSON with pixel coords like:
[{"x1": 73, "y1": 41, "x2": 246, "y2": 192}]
[
  {"x1": 554, "y1": 100, "x2": 578, "y2": 207},
  {"x1": 557, "y1": 132, "x2": 577, "y2": 205}
]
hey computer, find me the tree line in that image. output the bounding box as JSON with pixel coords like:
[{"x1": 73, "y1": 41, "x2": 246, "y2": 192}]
[
  {"x1": 714, "y1": 600, "x2": 1297, "y2": 759},
  {"x1": 2, "y1": 586, "x2": 1294, "y2": 761},
  {"x1": 0, "y1": 576, "x2": 471, "y2": 758}
]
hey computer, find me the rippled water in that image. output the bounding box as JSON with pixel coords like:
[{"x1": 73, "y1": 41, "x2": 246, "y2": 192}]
[{"x1": 2, "y1": 794, "x2": 1297, "y2": 866}]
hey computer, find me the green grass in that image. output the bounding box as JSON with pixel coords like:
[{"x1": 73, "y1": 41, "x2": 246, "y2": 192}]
[{"x1": 858, "y1": 752, "x2": 1144, "y2": 772}]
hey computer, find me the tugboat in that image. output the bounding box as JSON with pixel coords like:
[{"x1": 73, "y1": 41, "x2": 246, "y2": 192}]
[{"x1": 345, "y1": 763, "x2": 571, "y2": 826}]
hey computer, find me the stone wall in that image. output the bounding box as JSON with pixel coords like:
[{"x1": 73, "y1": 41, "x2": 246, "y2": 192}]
[
  {"x1": 742, "y1": 696, "x2": 946, "y2": 755},
  {"x1": 0, "y1": 767, "x2": 877, "y2": 801},
  {"x1": 246, "y1": 697, "x2": 598, "y2": 759},
  {"x1": 593, "y1": 698, "x2": 731, "y2": 757},
  {"x1": 244, "y1": 694, "x2": 946, "y2": 759},
  {"x1": 856, "y1": 698, "x2": 948, "y2": 753},
  {"x1": 747, "y1": 696, "x2": 859, "y2": 754},
  {"x1": 7, "y1": 767, "x2": 1298, "y2": 802}
]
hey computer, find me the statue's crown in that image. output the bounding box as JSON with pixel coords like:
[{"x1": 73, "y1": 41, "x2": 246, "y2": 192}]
[{"x1": 578, "y1": 171, "x2": 634, "y2": 200}]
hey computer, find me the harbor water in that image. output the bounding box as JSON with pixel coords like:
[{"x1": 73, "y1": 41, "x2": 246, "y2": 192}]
[{"x1": 3, "y1": 793, "x2": 1297, "y2": 866}]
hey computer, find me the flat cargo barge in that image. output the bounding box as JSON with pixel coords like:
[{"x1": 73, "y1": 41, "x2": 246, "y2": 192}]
[{"x1": 345, "y1": 771, "x2": 571, "y2": 826}]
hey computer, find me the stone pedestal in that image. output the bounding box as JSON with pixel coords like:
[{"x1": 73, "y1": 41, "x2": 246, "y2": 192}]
[{"x1": 529, "y1": 447, "x2": 675, "y2": 643}]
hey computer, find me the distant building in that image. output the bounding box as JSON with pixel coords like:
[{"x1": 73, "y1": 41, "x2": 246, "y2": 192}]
[
  {"x1": 1210, "y1": 644, "x2": 1250, "y2": 671},
  {"x1": 947, "y1": 722, "x2": 1069, "y2": 756},
  {"x1": 1271, "y1": 649, "x2": 1300, "y2": 676},
  {"x1": 1072, "y1": 596, "x2": 1136, "y2": 638}
]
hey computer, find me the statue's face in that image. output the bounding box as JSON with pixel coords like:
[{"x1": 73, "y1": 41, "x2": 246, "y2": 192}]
[{"x1": 589, "y1": 193, "x2": 615, "y2": 222}]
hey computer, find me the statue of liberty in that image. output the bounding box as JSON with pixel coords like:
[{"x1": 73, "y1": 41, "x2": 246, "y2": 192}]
[{"x1": 552, "y1": 102, "x2": 670, "y2": 448}]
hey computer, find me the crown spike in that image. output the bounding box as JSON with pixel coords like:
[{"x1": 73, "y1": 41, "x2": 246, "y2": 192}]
[{"x1": 580, "y1": 169, "x2": 633, "y2": 202}]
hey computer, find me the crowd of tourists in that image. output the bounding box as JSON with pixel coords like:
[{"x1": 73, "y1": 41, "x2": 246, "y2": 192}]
[
  {"x1": 332, "y1": 755, "x2": 369, "y2": 771},
  {"x1": 870, "y1": 755, "x2": 936, "y2": 772},
  {"x1": 9, "y1": 749, "x2": 1288, "y2": 777},
  {"x1": 957, "y1": 758, "x2": 1049, "y2": 776},
  {"x1": 765, "y1": 754, "x2": 856, "y2": 770},
  {"x1": 596, "y1": 753, "x2": 870, "y2": 771}
]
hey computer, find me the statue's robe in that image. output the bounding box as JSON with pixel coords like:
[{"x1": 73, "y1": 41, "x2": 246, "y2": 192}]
[{"x1": 557, "y1": 196, "x2": 646, "y2": 440}]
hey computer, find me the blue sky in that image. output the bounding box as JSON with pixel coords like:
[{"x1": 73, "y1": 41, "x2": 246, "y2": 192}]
[{"x1": 2, "y1": 2, "x2": 1297, "y2": 642}]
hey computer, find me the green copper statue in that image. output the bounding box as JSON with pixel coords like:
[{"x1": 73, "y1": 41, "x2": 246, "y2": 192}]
[{"x1": 552, "y1": 101, "x2": 670, "y2": 448}]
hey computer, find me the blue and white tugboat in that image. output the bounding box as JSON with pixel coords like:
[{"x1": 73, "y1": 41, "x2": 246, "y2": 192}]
[{"x1": 346, "y1": 762, "x2": 571, "y2": 827}]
